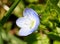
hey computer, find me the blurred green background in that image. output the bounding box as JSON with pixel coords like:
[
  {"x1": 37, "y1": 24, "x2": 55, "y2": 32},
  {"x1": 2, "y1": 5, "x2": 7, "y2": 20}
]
[{"x1": 0, "y1": 0, "x2": 60, "y2": 44}]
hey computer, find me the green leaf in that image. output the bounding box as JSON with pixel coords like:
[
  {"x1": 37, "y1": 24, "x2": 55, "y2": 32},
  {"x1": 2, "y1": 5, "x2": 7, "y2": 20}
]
[
  {"x1": 1, "y1": 29, "x2": 9, "y2": 41},
  {"x1": 8, "y1": 34, "x2": 26, "y2": 44},
  {"x1": 0, "y1": 27, "x2": 3, "y2": 44},
  {"x1": 50, "y1": 0, "x2": 59, "y2": 5},
  {"x1": 57, "y1": 0, "x2": 60, "y2": 8},
  {"x1": 47, "y1": 32, "x2": 60, "y2": 41},
  {"x1": 14, "y1": 1, "x2": 24, "y2": 17},
  {"x1": 0, "y1": 35, "x2": 3, "y2": 44},
  {"x1": 25, "y1": 0, "x2": 38, "y2": 3},
  {"x1": 53, "y1": 41, "x2": 60, "y2": 44},
  {"x1": 28, "y1": 4, "x2": 46, "y2": 14},
  {"x1": 25, "y1": 33, "x2": 49, "y2": 44},
  {"x1": 56, "y1": 27, "x2": 60, "y2": 34},
  {"x1": 49, "y1": 0, "x2": 60, "y2": 15}
]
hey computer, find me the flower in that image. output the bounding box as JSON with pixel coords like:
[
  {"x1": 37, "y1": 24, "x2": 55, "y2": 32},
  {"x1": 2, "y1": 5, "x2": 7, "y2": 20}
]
[{"x1": 16, "y1": 8, "x2": 40, "y2": 36}]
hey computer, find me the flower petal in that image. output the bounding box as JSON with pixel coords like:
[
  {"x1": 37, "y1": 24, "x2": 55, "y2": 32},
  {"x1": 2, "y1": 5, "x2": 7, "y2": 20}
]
[
  {"x1": 23, "y1": 8, "x2": 39, "y2": 18},
  {"x1": 18, "y1": 28, "x2": 33, "y2": 36},
  {"x1": 16, "y1": 16, "x2": 35, "y2": 28}
]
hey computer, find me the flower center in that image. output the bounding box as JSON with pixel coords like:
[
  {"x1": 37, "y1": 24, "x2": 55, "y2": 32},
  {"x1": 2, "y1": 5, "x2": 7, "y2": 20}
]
[
  {"x1": 30, "y1": 20, "x2": 36, "y2": 29},
  {"x1": 22, "y1": 16, "x2": 36, "y2": 29}
]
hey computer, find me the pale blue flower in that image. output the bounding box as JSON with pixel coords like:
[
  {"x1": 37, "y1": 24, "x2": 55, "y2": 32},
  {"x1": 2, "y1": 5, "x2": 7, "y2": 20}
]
[{"x1": 16, "y1": 8, "x2": 40, "y2": 36}]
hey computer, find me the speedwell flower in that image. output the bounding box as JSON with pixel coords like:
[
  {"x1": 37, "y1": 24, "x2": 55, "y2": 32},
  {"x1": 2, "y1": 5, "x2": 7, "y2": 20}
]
[{"x1": 16, "y1": 8, "x2": 40, "y2": 36}]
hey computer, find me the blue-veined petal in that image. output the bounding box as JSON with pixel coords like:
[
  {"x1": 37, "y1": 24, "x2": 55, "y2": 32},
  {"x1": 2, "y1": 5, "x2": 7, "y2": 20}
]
[
  {"x1": 18, "y1": 28, "x2": 33, "y2": 36},
  {"x1": 16, "y1": 17, "x2": 32, "y2": 28},
  {"x1": 23, "y1": 8, "x2": 38, "y2": 17}
]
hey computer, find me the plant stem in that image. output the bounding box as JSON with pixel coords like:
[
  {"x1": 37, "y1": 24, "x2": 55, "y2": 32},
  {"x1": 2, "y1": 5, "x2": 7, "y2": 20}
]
[{"x1": 0, "y1": 0, "x2": 20, "y2": 26}]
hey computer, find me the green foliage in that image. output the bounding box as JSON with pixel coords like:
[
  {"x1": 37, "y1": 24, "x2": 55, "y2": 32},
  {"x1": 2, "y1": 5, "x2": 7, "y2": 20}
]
[{"x1": 0, "y1": 0, "x2": 60, "y2": 44}]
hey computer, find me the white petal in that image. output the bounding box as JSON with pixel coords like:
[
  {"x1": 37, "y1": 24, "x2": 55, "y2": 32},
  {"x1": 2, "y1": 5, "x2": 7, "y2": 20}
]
[
  {"x1": 18, "y1": 28, "x2": 33, "y2": 36},
  {"x1": 16, "y1": 17, "x2": 35, "y2": 28},
  {"x1": 16, "y1": 17, "x2": 24, "y2": 28}
]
